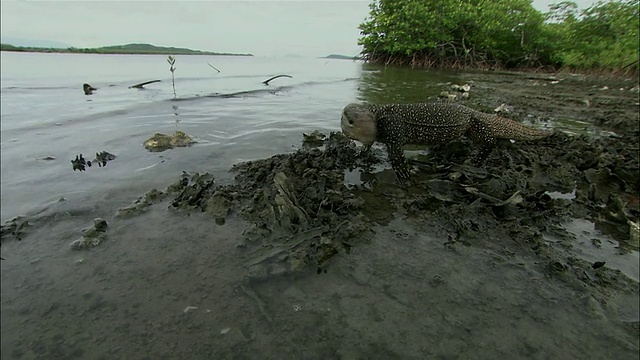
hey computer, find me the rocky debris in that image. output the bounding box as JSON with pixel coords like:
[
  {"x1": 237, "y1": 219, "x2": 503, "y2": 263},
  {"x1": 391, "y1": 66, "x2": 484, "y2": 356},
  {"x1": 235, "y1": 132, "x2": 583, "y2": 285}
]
[
  {"x1": 70, "y1": 218, "x2": 109, "y2": 250},
  {"x1": 168, "y1": 132, "x2": 379, "y2": 276},
  {"x1": 439, "y1": 91, "x2": 459, "y2": 101},
  {"x1": 71, "y1": 151, "x2": 116, "y2": 171},
  {"x1": 301, "y1": 130, "x2": 327, "y2": 147},
  {"x1": 451, "y1": 83, "x2": 472, "y2": 92},
  {"x1": 164, "y1": 123, "x2": 637, "y2": 292},
  {"x1": 168, "y1": 172, "x2": 216, "y2": 211},
  {"x1": 441, "y1": 83, "x2": 473, "y2": 101},
  {"x1": 115, "y1": 189, "x2": 167, "y2": 218},
  {"x1": 183, "y1": 306, "x2": 198, "y2": 314},
  {"x1": 143, "y1": 131, "x2": 196, "y2": 152},
  {"x1": 494, "y1": 103, "x2": 512, "y2": 113},
  {"x1": 0, "y1": 217, "x2": 29, "y2": 243}
]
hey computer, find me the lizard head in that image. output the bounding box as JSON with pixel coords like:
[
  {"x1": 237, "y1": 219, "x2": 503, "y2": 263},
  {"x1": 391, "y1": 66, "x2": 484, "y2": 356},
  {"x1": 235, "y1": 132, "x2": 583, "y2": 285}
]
[{"x1": 341, "y1": 103, "x2": 377, "y2": 145}]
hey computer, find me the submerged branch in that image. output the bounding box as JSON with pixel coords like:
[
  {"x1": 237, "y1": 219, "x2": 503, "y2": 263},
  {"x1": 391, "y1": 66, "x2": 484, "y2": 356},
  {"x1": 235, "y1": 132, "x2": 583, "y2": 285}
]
[
  {"x1": 129, "y1": 80, "x2": 162, "y2": 89},
  {"x1": 262, "y1": 74, "x2": 293, "y2": 85},
  {"x1": 207, "y1": 62, "x2": 221, "y2": 73}
]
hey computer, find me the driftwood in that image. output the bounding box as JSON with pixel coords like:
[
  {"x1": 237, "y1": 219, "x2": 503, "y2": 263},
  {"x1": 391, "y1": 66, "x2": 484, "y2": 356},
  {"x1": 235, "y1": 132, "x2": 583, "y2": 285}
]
[
  {"x1": 129, "y1": 80, "x2": 162, "y2": 89},
  {"x1": 83, "y1": 83, "x2": 97, "y2": 95},
  {"x1": 262, "y1": 74, "x2": 292, "y2": 85},
  {"x1": 207, "y1": 62, "x2": 221, "y2": 73}
]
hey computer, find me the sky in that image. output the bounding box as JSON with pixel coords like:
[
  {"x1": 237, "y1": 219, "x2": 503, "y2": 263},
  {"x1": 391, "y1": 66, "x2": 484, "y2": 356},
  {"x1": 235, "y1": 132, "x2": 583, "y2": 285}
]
[{"x1": 1, "y1": 0, "x2": 599, "y2": 58}]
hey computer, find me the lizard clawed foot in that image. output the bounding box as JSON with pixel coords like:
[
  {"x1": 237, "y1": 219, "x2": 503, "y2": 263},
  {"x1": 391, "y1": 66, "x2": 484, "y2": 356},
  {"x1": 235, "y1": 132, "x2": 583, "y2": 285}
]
[
  {"x1": 357, "y1": 144, "x2": 372, "y2": 157},
  {"x1": 394, "y1": 169, "x2": 414, "y2": 187}
]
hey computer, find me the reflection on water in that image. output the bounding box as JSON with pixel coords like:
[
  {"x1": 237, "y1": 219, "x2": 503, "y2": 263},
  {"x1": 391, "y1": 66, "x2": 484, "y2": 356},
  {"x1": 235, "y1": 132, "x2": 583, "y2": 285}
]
[
  {"x1": 559, "y1": 219, "x2": 639, "y2": 282},
  {"x1": 356, "y1": 63, "x2": 460, "y2": 103}
]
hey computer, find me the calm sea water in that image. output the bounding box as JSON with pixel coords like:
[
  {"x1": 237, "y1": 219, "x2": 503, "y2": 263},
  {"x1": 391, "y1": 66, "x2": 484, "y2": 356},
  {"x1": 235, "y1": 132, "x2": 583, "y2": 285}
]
[{"x1": 0, "y1": 52, "x2": 457, "y2": 222}]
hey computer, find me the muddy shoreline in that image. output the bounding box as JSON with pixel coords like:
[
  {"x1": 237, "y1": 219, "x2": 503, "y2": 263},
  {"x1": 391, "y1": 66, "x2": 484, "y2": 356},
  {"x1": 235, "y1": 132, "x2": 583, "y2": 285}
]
[{"x1": 1, "y1": 71, "x2": 638, "y2": 359}]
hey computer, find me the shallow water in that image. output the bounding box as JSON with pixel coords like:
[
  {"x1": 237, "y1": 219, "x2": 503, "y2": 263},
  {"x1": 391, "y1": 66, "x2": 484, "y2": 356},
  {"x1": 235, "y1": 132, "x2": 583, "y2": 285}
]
[{"x1": 0, "y1": 52, "x2": 459, "y2": 222}]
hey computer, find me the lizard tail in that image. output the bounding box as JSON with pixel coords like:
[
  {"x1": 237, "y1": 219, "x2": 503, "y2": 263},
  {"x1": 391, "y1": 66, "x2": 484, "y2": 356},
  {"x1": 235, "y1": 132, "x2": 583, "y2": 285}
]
[{"x1": 484, "y1": 114, "x2": 553, "y2": 141}]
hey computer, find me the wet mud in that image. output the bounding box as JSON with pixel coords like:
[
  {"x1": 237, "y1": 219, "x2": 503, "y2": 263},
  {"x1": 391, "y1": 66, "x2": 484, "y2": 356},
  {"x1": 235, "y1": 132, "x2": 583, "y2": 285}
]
[
  {"x1": 159, "y1": 73, "x2": 640, "y2": 286},
  {"x1": 164, "y1": 72, "x2": 637, "y2": 357},
  {"x1": 146, "y1": 71, "x2": 638, "y2": 357},
  {"x1": 1, "y1": 71, "x2": 638, "y2": 359}
]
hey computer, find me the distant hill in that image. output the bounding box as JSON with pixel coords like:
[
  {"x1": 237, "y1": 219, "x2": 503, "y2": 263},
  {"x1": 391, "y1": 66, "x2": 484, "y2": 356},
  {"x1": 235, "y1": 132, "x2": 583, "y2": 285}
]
[
  {"x1": 0, "y1": 42, "x2": 253, "y2": 56},
  {"x1": 0, "y1": 36, "x2": 72, "y2": 49},
  {"x1": 322, "y1": 54, "x2": 360, "y2": 60}
]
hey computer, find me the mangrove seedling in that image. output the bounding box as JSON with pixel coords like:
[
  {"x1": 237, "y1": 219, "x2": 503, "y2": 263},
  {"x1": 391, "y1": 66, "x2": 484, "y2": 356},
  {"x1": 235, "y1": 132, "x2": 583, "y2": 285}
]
[{"x1": 167, "y1": 55, "x2": 177, "y2": 98}]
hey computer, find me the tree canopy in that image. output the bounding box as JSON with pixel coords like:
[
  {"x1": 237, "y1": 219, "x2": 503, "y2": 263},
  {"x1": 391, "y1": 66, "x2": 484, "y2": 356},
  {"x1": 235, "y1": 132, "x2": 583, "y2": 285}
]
[{"x1": 358, "y1": 0, "x2": 639, "y2": 71}]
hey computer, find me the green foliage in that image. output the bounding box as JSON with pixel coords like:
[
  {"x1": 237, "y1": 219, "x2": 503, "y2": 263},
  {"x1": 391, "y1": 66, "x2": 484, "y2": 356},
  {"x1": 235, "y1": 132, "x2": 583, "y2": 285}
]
[
  {"x1": 545, "y1": 0, "x2": 639, "y2": 69},
  {"x1": 359, "y1": 0, "x2": 639, "y2": 71}
]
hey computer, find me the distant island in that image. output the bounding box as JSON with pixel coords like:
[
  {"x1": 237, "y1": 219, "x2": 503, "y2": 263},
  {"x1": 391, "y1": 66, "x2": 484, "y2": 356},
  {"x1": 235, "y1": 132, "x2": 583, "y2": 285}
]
[
  {"x1": 322, "y1": 54, "x2": 361, "y2": 60},
  {"x1": 0, "y1": 43, "x2": 253, "y2": 56}
]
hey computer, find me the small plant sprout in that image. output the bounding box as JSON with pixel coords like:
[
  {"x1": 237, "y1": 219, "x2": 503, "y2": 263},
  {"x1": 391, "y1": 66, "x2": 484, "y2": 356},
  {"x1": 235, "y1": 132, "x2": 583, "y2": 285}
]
[{"x1": 167, "y1": 55, "x2": 177, "y2": 98}]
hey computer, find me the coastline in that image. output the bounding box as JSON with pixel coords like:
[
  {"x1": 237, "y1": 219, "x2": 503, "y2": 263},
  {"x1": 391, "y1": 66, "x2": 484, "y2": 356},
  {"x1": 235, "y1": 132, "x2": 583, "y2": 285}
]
[{"x1": 0, "y1": 49, "x2": 254, "y2": 56}]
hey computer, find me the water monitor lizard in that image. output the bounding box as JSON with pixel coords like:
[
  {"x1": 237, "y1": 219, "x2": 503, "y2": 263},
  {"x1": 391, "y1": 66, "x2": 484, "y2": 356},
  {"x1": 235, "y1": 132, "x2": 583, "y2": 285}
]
[{"x1": 340, "y1": 102, "x2": 553, "y2": 181}]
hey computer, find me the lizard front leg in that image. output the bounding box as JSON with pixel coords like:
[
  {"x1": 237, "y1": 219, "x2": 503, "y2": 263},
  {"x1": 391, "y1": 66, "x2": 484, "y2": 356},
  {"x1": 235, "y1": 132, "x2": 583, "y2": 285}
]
[
  {"x1": 386, "y1": 144, "x2": 412, "y2": 182},
  {"x1": 377, "y1": 116, "x2": 412, "y2": 183},
  {"x1": 467, "y1": 119, "x2": 497, "y2": 165}
]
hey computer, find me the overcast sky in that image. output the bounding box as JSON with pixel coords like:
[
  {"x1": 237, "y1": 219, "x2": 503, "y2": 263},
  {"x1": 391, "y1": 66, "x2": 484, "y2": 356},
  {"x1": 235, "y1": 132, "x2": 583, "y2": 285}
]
[{"x1": 1, "y1": 0, "x2": 598, "y2": 57}]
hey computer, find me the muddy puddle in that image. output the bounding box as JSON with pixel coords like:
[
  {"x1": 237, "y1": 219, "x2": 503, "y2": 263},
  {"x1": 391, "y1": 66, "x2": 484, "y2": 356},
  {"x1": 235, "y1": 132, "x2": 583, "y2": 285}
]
[
  {"x1": 554, "y1": 218, "x2": 639, "y2": 282},
  {"x1": 2, "y1": 71, "x2": 639, "y2": 359}
]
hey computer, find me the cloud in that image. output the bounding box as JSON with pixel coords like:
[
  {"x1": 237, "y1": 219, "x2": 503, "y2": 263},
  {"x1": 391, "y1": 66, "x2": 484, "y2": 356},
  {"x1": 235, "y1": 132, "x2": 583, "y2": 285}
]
[{"x1": 1, "y1": 0, "x2": 371, "y2": 57}]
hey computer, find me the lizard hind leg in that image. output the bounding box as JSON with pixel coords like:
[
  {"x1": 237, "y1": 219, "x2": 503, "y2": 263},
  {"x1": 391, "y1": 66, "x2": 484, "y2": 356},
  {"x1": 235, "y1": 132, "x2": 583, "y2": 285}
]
[{"x1": 466, "y1": 121, "x2": 497, "y2": 165}]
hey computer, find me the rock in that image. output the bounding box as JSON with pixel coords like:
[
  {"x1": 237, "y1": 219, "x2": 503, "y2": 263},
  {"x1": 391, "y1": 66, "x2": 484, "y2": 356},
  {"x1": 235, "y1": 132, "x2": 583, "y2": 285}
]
[
  {"x1": 183, "y1": 306, "x2": 198, "y2": 314},
  {"x1": 439, "y1": 91, "x2": 457, "y2": 100},
  {"x1": 450, "y1": 84, "x2": 470, "y2": 92},
  {"x1": 70, "y1": 218, "x2": 108, "y2": 250},
  {"x1": 302, "y1": 130, "x2": 327, "y2": 147},
  {"x1": 116, "y1": 189, "x2": 167, "y2": 218},
  {"x1": 70, "y1": 235, "x2": 104, "y2": 250},
  {"x1": 494, "y1": 103, "x2": 512, "y2": 113},
  {"x1": 0, "y1": 217, "x2": 29, "y2": 242},
  {"x1": 143, "y1": 131, "x2": 196, "y2": 152},
  {"x1": 93, "y1": 218, "x2": 108, "y2": 233},
  {"x1": 83, "y1": 83, "x2": 97, "y2": 95}
]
